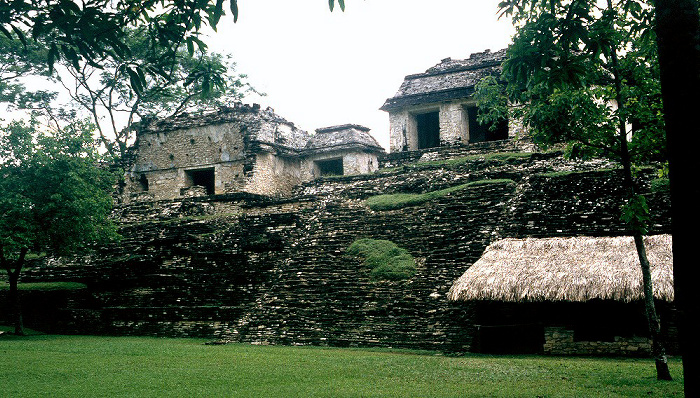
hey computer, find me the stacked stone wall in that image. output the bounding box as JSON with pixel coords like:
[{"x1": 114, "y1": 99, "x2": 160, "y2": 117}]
[
  {"x1": 9, "y1": 151, "x2": 672, "y2": 353},
  {"x1": 543, "y1": 327, "x2": 653, "y2": 356}
]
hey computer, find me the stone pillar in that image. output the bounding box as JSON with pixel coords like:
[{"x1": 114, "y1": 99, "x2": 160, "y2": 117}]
[{"x1": 439, "y1": 102, "x2": 469, "y2": 145}]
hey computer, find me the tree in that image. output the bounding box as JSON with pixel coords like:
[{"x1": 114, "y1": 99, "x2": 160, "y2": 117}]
[
  {"x1": 0, "y1": 34, "x2": 50, "y2": 106},
  {"x1": 1, "y1": 0, "x2": 343, "y2": 94},
  {"x1": 1, "y1": 1, "x2": 349, "y2": 158},
  {"x1": 476, "y1": 0, "x2": 672, "y2": 379},
  {"x1": 0, "y1": 29, "x2": 256, "y2": 160},
  {"x1": 653, "y1": 0, "x2": 700, "y2": 395},
  {"x1": 0, "y1": 118, "x2": 119, "y2": 335},
  {"x1": 1, "y1": 0, "x2": 240, "y2": 82}
]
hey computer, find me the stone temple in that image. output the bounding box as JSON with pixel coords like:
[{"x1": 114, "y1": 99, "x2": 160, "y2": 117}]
[
  {"x1": 123, "y1": 103, "x2": 384, "y2": 201},
  {"x1": 122, "y1": 49, "x2": 520, "y2": 202},
  {"x1": 381, "y1": 49, "x2": 518, "y2": 152}
]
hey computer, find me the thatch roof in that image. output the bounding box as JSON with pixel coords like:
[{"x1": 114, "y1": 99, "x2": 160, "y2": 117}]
[{"x1": 447, "y1": 235, "x2": 673, "y2": 303}]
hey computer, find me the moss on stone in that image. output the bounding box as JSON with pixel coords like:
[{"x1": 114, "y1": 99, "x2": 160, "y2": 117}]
[
  {"x1": 347, "y1": 238, "x2": 416, "y2": 281},
  {"x1": 365, "y1": 179, "x2": 514, "y2": 211},
  {"x1": 0, "y1": 282, "x2": 87, "y2": 291}
]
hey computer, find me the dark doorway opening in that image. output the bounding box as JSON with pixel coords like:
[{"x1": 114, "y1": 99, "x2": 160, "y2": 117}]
[
  {"x1": 185, "y1": 168, "x2": 215, "y2": 195},
  {"x1": 138, "y1": 174, "x2": 149, "y2": 192},
  {"x1": 316, "y1": 158, "x2": 344, "y2": 176},
  {"x1": 416, "y1": 111, "x2": 440, "y2": 149},
  {"x1": 467, "y1": 106, "x2": 508, "y2": 143},
  {"x1": 473, "y1": 323, "x2": 545, "y2": 354}
]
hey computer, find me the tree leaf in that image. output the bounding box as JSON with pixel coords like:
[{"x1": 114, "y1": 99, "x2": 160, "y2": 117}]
[
  {"x1": 230, "y1": 0, "x2": 239, "y2": 23},
  {"x1": 186, "y1": 38, "x2": 194, "y2": 56},
  {"x1": 0, "y1": 25, "x2": 13, "y2": 40},
  {"x1": 211, "y1": 0, "x2": 224, "y2": 28},
  {"x1": 126, "y1": 67, "x2": 144, "y2": 96},
  {"x1": 47, "y1": 44, "x2": 59, "y2": 74}
]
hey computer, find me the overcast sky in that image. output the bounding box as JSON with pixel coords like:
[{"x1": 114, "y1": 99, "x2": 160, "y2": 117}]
[{"x1": 205, "y1": 1, "x2": 515, "y2": 149}]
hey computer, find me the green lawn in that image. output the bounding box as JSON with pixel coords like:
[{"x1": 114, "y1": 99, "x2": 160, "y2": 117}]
[{"x1": 0, "y1": 332, "x2": 684, "y2": 397}]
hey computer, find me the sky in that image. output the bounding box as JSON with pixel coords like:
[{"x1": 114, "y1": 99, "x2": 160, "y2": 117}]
[{"x1": 204, "y1": 1, "x2": 516, "y2": 150}]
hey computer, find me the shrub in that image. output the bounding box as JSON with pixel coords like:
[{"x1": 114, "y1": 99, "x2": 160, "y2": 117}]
[{"x1": 347, "y1": 238, "x2": 416, "y2": 281}]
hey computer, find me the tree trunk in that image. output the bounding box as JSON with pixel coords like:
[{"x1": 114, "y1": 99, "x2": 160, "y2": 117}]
[
  {"x1": 654, "y1": 0, "x2": 700, "y2": 394},
  {"x1": 7, "y1": 268, "x2": 25, "y2": 336},
  {"x1": 605, "y1": 4, "x2": 672, "y2": 379},
  {"x1": 633, "y1": 234, "x2": 672, "y2": 381},
  {"x1": 2, "y1": 246, "x2": 27, "y2": 336}
]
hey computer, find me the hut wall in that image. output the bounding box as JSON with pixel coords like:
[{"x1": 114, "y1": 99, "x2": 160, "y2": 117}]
[
  {"x1": 13, "y1": 151, "x2": 672, "y2": 353},
  {"x1": 543, "y1": 327, "x2": 653, "y2": 356}
]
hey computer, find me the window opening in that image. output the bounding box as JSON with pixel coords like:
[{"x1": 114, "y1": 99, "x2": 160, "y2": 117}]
[
  {"x1": 184, "y1": 168, "x2": 215, "y2": 195},
  {"x1": 467, "y1": 106, "x2": 508, "y2": 143},
  {"x1": 138, "y1": 174, "x2": 149, "y2": 192},
  {"x1": 316, "y1": 158, "x2": 344, "y2": 176},
  {"x1": 415, "y1": 111, "x2": 440, "y2": 149}
]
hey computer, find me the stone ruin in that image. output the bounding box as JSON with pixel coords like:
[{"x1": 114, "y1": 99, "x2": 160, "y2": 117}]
[
  {"x1": 381, "y1": 49, "x2": 523, "y2": 152},
  {"x1": 122, "y1": 103, "x2": 384, "y2": 201},
  {"x1": 0, "y1": 50, "x2": 676, "y2": 356}
]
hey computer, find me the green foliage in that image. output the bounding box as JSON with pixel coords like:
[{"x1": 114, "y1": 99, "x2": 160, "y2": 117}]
[
  {"x1": 347, "y1": 238, "x2": 416, "y2": 281},
  {"x1": 0, "y1": 119, "x2": 119, "y2": 260},
  {"x1": 0, "y1": 282, "x2": 87, "y2": 291},
  {"x1": 328, "y1": 0, "x2": 346, "y2": 12},
  {"x1": 474, "y1": 75, "x2": 510, "y2": 130},
  {"x1": 0, "y1": 0, "x2": 243, "y2": 78},
  {"x1": 537, "y1": 167, "x2": 620, "y2": 178},
  {"x1": 417, "y1": 152, "x2": 534, "y2": 169},
  {"x1": 620, "y1": 194, "x2": 650, "y2": 235},
  {"x1": 0, "y1": 27, "x2": 257, "y2": 159},
  {"x1": 476, "y1": 0, "x2": 665, "y2": 165},
  {"x1": 365, "y1": 180, "x2": 515, "y2": 211},
  {"x1": 650, "y1": 178, "x2": 670, "y2": 193},
  {"x1": 0, "y1": 336, "x2": 685, "y2": 397}
]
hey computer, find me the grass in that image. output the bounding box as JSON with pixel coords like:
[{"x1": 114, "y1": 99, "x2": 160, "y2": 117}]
[
  {"x1": 365, "y1": 179, "x2": 515, "y2": 211},
  {"x1": 0, "y1": 282, "x2": 87, "y2": 291},
  {"x1": 347, "y1": 238, "x2": 416, "y2": 280},
  {"x1": 0, "y1": 333, "x2": 684, "y2": 397}
]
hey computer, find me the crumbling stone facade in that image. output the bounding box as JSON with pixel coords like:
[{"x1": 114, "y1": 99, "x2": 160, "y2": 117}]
[{"x1": 123, "y1": 104, "x2": 384, "y2": 201}]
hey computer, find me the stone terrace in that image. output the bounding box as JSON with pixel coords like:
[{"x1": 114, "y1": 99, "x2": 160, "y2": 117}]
[{"x1": 5, "y1": 145, "x2": 671, "y2": 352}]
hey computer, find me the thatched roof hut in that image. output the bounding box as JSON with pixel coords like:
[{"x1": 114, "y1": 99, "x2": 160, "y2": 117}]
[{"x1": 448, "y1": 235, "x2": 673, "y2": 303}]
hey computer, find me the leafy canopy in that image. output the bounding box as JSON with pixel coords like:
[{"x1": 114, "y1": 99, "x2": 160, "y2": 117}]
[
  {"x1": 0, "y1": 27, "x2": 257, "y2": 159},
  {"x1": 477, "y1": 0, "x2": 665, "y2": 164},
  {"x1": 0, "y1": 119, "x2": 119, "y2": 259},
  {"x1": 1, "y1": 1, "x2": 346, "y2": 159}
]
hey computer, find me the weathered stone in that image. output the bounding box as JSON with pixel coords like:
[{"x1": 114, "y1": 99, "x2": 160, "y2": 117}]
[{"x1": 122, "y1": 105, "x2": 384, "y2": 201}]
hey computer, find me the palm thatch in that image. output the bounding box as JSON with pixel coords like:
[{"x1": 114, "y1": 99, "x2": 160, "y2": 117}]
[{"x1": 448, "y1": 235, "x2": 673, "y2": 303}]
